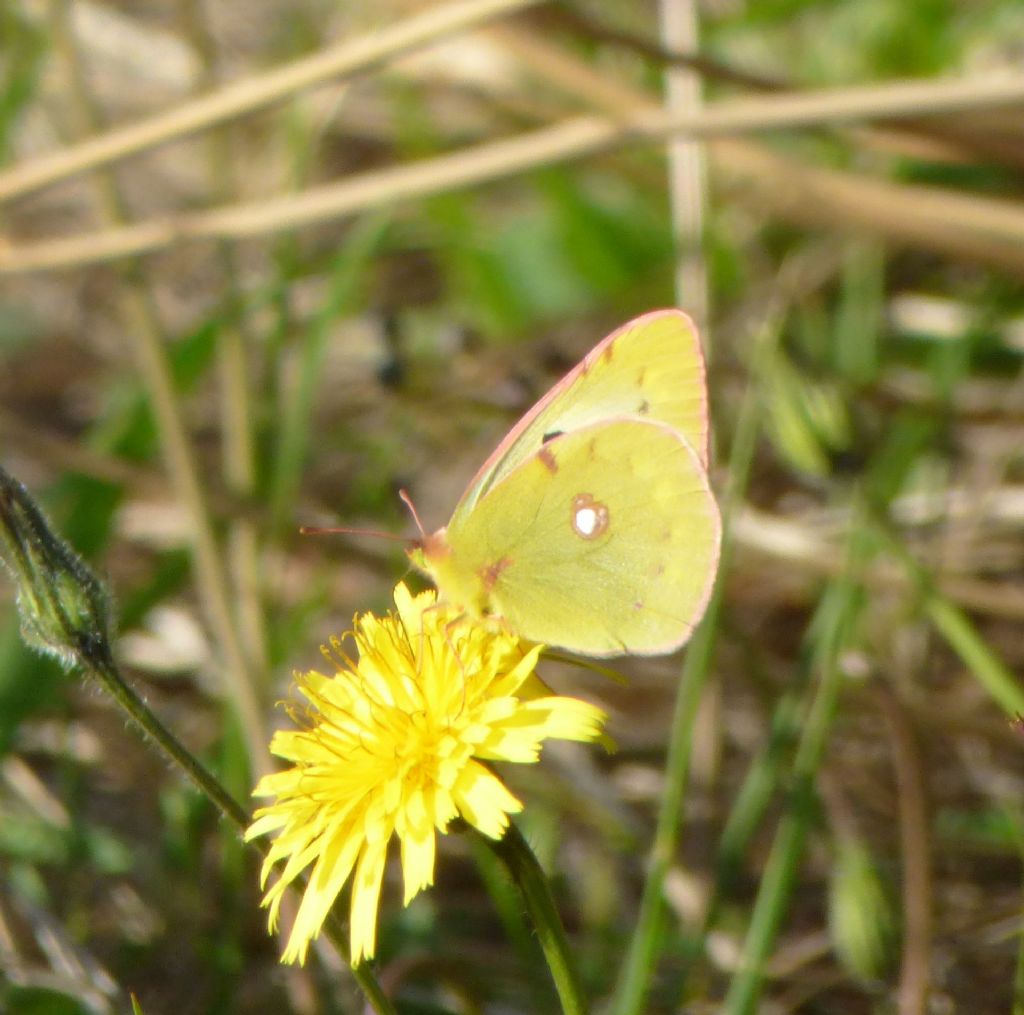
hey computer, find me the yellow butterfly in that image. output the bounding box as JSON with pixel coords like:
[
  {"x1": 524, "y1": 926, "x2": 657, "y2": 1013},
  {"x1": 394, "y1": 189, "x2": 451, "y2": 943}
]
[{"x1": 409, "y1": 310, "x2": 721, "y2": 657}]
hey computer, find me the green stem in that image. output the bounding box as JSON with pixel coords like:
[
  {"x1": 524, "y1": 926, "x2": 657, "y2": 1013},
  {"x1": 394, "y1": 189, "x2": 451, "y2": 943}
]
[
  {"x1": 1015, "y1": 848, "x2": 1024, "y2": 1015},
  {"x1": 723, "y1": 519, "x2": 867, "y2": 1014},
  {"x1": 721, "y1": 660, "x2": 844, "y2": 1013},
  {"x1": 611, "y1": 590, "x2": 720, "y2": 1014},
  {"x1": 78, "y1": 640, "x2": 396, "y2": 1014},
  {"x1": 611, "y1": 310, "x2": 775, "y2": 1015},
  {"x1": 924, "y1": 596, "x2": 1024, "y2": 716},
  {"x1": 487, "y1": 822, "x2": 586, "y2": 1015},
  {"x1": 879, "y1": 527, "x2": 1024, "y2": 717},
  {"x1": 86, "y1": 642, "x2": 250, "y2": 832}
]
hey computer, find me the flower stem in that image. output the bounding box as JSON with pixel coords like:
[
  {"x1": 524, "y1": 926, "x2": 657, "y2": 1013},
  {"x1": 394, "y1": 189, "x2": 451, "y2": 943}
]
[
  {"x1": 487, "y1": 822, "x2": 586, "y2": 1015},
  {"x1": 80, "y1": 639, "x2": 397, "y2": 1014},
  {"x1": 0, "y1": 462, "x2": 395, "y2": 1012},
  {"x1": 88, "y1": 641, "x2": 251, "y2": 831}
]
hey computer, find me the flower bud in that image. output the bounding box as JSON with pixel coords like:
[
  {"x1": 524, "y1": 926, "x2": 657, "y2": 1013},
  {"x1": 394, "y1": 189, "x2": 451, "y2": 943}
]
[{"x1": 0, "y1": 465, "x2": 112, "y2": 669}]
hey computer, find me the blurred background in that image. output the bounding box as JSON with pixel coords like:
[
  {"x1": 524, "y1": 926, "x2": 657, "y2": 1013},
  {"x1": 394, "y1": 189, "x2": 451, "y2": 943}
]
[{"x1": 0, "y1": 1, "x2": 1023, "y2": 1012}]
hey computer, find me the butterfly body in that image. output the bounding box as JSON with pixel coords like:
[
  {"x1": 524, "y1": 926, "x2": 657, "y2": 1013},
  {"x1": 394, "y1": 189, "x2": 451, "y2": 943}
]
[{"x1": 410, "y1": 310, "x2": 721, "y2": 657}]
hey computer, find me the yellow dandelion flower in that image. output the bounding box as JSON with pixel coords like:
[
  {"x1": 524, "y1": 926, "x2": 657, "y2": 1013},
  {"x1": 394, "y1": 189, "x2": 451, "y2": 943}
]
[{"x1": 246, "y1": 582, "x2": 606, "y2": 966}]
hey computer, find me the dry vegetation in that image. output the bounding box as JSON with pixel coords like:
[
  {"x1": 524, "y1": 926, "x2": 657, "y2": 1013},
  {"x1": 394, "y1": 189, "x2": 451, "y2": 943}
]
[{"x1": 0, "y1": 1, "x2": 1023, "y2": 1013}]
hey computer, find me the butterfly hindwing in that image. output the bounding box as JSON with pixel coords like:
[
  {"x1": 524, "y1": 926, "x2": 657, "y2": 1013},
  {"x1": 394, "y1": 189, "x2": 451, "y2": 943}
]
[{"x1": 441, "y1": 418, "x2": 720, "y2": 656}]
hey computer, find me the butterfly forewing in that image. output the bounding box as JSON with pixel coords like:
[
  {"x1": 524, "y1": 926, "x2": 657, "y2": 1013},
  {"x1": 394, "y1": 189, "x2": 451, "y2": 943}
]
[{"x1": 453, "y1": 310, "x2": 709, "y2": 519}]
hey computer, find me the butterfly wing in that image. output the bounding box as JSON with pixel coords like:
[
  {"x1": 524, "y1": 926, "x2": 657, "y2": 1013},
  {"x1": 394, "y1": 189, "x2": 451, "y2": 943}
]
[
  {"x1": 440, "y1": 418, "x2": 720, "y2": 656},
  {"x1": 452, "y1": 310, "x2": 709, "y2": 520}
]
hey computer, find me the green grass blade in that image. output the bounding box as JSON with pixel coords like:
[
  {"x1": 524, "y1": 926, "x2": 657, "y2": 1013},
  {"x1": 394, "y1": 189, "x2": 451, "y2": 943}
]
[{"x1": 723, "y1": 517, "x2": 869, "y2": 1014}]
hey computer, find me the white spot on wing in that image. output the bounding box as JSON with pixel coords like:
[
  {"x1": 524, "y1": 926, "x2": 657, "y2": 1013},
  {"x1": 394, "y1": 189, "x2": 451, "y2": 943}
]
[
  {"x1": 571, "y1": 493, "x2": 609, "y2": 540},
  {"x1": 576, "y1": 507, "x2": 599, "y2": 535}
]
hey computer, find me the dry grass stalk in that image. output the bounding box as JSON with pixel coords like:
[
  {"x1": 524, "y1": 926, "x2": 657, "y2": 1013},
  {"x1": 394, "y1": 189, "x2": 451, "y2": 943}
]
[{"x1": 2, "y1": 72, "x2": 1024, "y2": 274}]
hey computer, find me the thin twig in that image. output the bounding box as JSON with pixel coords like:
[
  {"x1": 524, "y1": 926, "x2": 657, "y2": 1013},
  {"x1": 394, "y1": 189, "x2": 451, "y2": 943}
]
[
  {"x1": 3, "y1": 73, "x2": 1024, "y2": 274},
  {"x1": 552, "y1": 6, "x2": 1024, "y2": 171},
  {"x1": 0, "y1": 0, "x2": 545, "y2": 204},
  {"x1": 545, "y1": 4, "x2": 784, "y2": 92},
  {"x1": 658, "y1": 0, "x2": 709, "y2": 330},
  {"x1": 873, "y1": 685, "x2": 932, "y2": 1015},
  {"x1": 732, "y1": 504, "x2": 1024, "y2": 621}
]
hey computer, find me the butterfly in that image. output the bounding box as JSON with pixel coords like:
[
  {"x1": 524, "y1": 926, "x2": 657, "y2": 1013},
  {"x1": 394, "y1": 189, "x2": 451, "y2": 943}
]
[{"x1": 408, "y1": 309, "x2": 722, "y2": 657}]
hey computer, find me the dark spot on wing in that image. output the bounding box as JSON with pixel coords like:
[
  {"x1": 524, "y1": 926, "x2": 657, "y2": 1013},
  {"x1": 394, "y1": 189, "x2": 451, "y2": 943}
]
[
  {"x1": 542, "y1": 430, "x2": 564, "y2": 444},
  {"x1": 638, "y1": 399, "x2": 650, "y2": 415}
]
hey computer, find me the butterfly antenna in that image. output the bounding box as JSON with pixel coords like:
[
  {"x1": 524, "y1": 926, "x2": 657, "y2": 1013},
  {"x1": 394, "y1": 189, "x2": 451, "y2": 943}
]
[
  {"x1": 398, "y1": 489, "x2": 427, "y2": 538},
  {"x1": 299, "y1": 523, "x2": 407, "y2": 541}
]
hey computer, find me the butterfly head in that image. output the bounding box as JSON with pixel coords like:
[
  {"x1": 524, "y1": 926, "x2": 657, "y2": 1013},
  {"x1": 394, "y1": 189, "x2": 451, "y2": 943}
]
[
  {"x1": 407, "y1": 528, "x2": 449, "y2": 572},
  {"x1": 410, "y1": 527, "x2": 504, "y2": 623}
]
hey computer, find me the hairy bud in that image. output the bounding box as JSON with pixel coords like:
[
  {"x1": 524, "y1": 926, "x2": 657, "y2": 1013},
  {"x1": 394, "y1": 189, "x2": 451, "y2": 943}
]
[{"x1": 0, "y1": 465, "x2": 112, "y2": 669}]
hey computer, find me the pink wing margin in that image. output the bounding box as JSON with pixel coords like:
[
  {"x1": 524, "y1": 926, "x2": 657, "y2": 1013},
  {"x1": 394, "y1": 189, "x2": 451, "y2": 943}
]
[{"x1": 454, "y1": 308, "x2": 710, "y2": 513}]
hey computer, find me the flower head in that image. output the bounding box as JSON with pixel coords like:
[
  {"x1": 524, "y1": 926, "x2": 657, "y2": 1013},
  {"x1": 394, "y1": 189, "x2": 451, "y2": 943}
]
[{"x1": 246, "y1": 583, "x2": 606, "y2": 966}]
